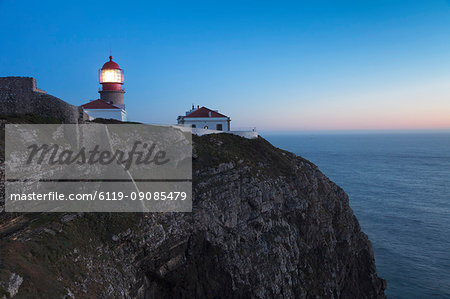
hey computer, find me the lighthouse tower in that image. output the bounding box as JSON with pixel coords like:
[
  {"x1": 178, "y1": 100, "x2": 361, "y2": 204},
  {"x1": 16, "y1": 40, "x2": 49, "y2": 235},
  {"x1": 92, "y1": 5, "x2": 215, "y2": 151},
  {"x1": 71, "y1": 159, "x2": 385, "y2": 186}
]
[
  {"x1": 99, "y1": 56, "x2": 125, "y2": 107},
  {"x1": 80, "y1": 56, "x2": 127, "y2": 121}
]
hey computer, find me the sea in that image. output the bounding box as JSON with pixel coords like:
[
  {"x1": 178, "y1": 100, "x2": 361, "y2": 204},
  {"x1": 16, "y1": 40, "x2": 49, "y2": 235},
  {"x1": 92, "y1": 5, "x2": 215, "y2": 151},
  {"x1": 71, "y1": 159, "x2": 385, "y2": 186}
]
[{"x1": 264, "y1": 133, "x2": 450, "y2": 298}]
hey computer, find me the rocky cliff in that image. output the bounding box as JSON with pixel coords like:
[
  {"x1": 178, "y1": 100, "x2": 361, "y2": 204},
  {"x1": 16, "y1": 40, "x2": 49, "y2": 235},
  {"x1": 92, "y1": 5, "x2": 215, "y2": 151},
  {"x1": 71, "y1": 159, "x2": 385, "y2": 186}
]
[{"x1": 0, "y1": 118, "x2": 385, "y2": 298}]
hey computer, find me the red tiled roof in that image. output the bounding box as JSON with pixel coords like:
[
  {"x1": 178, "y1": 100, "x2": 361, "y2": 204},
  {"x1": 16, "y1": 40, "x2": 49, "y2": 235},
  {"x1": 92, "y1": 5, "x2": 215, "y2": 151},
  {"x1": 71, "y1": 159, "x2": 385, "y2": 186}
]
[
  {"x1": 81, "y1": 99, "x2": 120, "y2": 109},
  {"x1": 184, "y1": 107, "x2": 228, "y2": 118}
]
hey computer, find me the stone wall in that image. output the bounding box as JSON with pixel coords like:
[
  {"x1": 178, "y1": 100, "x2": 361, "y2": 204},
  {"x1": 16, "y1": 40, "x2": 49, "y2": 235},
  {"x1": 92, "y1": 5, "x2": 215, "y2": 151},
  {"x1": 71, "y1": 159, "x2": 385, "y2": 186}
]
[
  {"x1": 99, "y1": 90, "x2": 125, "y2": 106},
  {"x1": 0, "y1": 77, "x2": 87, "y2": 123}
]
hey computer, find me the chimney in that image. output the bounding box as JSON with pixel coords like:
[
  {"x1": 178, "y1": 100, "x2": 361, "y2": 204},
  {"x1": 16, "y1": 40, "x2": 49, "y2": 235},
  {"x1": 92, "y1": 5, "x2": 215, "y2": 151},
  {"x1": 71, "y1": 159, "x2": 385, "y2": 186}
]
[
  {"x1": 197, "y1": 105, "x2": 199, "y2": 109},
  {"x1": 192, "y1": 104, "x2": 194, "y2": 110}
]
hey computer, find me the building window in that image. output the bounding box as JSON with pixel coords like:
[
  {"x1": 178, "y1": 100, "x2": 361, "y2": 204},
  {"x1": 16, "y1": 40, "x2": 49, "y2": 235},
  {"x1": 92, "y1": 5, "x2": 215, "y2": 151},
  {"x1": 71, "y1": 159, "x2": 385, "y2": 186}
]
[
  {"x1": 216, "y1": 124, "x2": 223, "y2": 131},
  {"x1": 192, "y1": 124, "x2": 196, "y2": 128},
  {"x1": 204, "y1": 126, "x2": 208, "y2": 129}
]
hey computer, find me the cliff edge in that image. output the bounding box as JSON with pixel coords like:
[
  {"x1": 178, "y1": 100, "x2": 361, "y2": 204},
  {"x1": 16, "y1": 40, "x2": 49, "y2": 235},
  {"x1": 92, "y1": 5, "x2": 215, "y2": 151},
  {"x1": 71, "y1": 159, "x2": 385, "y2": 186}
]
[{"x1": 0, "y1": 120, "x2": 386, "y2": 298}]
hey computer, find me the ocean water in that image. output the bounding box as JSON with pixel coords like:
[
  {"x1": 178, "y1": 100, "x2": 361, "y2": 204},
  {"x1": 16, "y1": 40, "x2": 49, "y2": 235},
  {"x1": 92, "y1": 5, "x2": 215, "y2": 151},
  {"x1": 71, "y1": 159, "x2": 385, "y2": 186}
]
[{"x1": 264, "y1": 133, "x2": 450, "y2": 298}]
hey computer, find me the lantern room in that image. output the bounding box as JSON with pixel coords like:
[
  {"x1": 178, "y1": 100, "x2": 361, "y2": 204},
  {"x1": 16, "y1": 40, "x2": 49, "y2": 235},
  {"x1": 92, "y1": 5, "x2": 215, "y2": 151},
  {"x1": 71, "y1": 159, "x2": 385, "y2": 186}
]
[{"x1": 99, "y1": 56, "x2": 124, "y2": 91}]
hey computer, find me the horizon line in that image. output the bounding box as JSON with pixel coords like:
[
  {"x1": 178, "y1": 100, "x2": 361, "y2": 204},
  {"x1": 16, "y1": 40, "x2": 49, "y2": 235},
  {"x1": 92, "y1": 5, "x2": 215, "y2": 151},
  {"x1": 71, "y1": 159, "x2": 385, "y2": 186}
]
[{"x1": 260, "y1": 128, "x2": 450, "y2": 135}]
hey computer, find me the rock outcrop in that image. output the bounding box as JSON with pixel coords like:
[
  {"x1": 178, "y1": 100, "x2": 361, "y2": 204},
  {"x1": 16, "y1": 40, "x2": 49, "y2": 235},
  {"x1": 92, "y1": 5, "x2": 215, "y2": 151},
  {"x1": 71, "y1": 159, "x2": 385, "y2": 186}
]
[
  {"x1": 0, "y1": 77, "x2": 86, "y2": 123},
  {"x1": 0, "y1": 126, "x2": 385, "y2": 298}
]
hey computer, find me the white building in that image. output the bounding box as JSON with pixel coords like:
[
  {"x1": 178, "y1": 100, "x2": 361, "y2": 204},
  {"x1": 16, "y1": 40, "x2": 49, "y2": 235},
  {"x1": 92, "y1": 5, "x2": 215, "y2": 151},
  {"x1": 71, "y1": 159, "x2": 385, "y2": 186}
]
[
  {"x1": 81, "y1": 99, "x2": 127, "y2": 121},
  {"x1": 177, "y1": 106, "x2": 230, "y2": 131}
]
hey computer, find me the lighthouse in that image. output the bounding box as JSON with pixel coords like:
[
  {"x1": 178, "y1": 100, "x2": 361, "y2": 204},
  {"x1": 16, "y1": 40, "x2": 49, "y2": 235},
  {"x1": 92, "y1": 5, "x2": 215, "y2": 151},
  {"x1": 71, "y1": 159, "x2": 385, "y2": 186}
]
[
  {"x1": 99, "y1": 56, "x2": 125, "y2": 107},
  {"x1": 81, "y1": 56, "x2": 127, "y2": 121}
]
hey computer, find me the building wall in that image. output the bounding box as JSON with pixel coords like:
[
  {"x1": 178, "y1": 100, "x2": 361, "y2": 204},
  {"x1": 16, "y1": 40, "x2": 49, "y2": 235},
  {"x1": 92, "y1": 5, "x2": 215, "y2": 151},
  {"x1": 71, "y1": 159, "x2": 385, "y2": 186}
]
[
  {"x1": 84, "y1": 109, "x2": 127, "y2": 121},
  {"x1": 230, "y1": 130, "x2": 258, "y2": 139},
  {"x1": 173, "y1": 125, "x2": 258, "y2": 139},
  {"x1": 0, "y1": 77, "x2": 87, "y2": 123},
  {"x1": 99, "y1": 90, "x2": 125, "y2": 106},
  {"x1": 180, "y1": 117, "x2": 229, "y2": 131}
]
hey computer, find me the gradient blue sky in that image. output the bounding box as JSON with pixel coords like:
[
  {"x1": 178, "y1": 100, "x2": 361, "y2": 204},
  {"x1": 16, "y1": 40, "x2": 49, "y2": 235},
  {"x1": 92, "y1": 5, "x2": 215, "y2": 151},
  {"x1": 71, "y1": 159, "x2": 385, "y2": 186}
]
[{"x1": 1, "y1": 0, "x2": 450, "y2": 131}]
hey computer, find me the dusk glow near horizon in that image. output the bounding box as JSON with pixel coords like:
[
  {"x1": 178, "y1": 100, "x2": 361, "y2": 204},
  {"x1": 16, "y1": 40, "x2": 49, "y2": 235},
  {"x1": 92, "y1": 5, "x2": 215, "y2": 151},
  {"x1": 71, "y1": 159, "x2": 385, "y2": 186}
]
[{"x1": 1, "y1": 0, "x2": 450, "y2": 132}]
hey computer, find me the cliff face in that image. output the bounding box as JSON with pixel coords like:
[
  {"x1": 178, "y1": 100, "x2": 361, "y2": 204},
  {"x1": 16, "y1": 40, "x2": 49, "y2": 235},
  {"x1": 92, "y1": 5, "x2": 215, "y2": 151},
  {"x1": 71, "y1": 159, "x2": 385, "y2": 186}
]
[{"x1": 0, "y1": 125, "x2": 386, "y2": 298}]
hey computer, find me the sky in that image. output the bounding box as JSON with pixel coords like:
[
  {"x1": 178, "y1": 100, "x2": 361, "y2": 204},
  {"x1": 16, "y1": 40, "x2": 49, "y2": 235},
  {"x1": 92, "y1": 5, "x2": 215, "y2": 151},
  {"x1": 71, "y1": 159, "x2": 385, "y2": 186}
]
[{"x1": 1, "y1": 0, "x2": 450, "y2": 132}]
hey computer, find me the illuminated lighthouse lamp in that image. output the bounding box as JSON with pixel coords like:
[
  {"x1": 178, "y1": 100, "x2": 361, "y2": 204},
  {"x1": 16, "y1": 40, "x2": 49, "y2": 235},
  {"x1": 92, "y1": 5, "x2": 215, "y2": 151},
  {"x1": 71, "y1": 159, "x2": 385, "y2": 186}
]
[{"x1": 99, "y1": 56, "x2": 124, "y2": 84}]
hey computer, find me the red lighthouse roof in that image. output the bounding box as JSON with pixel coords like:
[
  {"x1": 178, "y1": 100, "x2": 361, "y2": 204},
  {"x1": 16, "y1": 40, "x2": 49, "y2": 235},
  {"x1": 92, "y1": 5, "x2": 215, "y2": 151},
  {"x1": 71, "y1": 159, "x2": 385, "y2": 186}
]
[
  {"x1": 184, "y1": 107, "x2": 228, "y2": 118},
  {"x1": 102, "y1": 56, "x2": 121, "y2": 70},
  {"x1": 81, "y1": 99, "x2": 121, "y2": 109}
]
